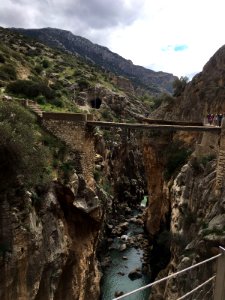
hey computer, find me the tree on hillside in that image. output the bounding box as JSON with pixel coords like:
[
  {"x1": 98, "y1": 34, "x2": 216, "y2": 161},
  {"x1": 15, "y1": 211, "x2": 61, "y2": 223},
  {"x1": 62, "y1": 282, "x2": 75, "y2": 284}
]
[
  {"x1": 173, "y1": 76, "x2": 189, "y2": 97},
  {"x1": 6, "y1": 80, "x2": 55, "y2": 100},
  {"x1": 0, "y1": 102, "x2": 50, "y2": 192}
]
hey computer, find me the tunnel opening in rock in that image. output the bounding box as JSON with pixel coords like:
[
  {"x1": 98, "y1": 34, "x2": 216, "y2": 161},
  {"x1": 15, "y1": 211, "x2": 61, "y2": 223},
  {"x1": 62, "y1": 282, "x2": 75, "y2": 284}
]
[{"x1": 90, "y1": 97, "x2": 102, "y2": 109}]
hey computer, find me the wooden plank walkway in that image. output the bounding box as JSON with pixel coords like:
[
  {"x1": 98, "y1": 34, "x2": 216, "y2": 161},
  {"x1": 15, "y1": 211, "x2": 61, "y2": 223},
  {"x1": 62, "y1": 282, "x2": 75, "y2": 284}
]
[{"x1": 87, "y1": 121, "x2": 221, "y2": 132}]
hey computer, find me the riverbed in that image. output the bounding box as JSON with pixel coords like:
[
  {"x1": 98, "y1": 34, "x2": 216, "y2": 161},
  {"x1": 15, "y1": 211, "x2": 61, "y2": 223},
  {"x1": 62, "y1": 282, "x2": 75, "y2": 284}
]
[{"x1": 100, "y1": 209, "x2": 151, "y2": 300}]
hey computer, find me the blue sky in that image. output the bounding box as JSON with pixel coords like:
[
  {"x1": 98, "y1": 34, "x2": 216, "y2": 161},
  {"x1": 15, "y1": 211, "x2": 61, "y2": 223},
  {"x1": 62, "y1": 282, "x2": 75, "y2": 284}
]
[{"x1": 1, "y1": 0, "x2": 225, "y2": 79}]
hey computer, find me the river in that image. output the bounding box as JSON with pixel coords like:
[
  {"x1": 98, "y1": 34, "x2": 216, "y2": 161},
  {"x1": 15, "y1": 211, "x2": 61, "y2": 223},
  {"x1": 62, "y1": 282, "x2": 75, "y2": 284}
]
[{"x1": 100, "y1": 205, "x2": 151, "y2": 300}]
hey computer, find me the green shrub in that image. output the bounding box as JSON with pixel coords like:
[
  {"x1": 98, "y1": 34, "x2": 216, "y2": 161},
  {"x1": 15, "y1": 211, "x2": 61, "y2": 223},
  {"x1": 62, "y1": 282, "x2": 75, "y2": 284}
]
[
  {"x1": 6, "y1": 80, "x2": 55, "y2": 99},
  {"x1": 164, "y1": 140, "x2": 191, "y2": 180},
  {"x1": 0, "y1": 102, "x2": 51, "y2": 190},
  {"x1": 200, "y1": 154, "x2": 216, "y2": 167},
  {"x1": 102, "y1": 180, "x2": 112, "y2": 194},
  {"x1": 42, "y1": 59, "x2": 50, "y2": 68},
  {"x1": 73, "y1": 69, "x2": 82, "y2": 76},
  {"x1": 202, "y1": 227, "x2": 224, "y2": 236},
  {"x1": 191, "y1": 154, "x2": 216, "y2": 174},
  {"x1": 34, "y1": 64, "x2": 43, "y2": 74},
  {"x1": 173, "y1": 76, "x2": 189, "y2": 97},
  {"x1": 101, "y1": 109, "x2": 112, "y2": 120},
  {"x1": 36, "y1": 95, "x2": 46, "y2": 104},
  {"x1": 94, "y1": 169, "x2": 101, "y2": 182},
  {"x1": 0, "y1": 53, "x2": 5, "y2": 63},
  {"x1": 59, "y1": 161, "x2": 75, "y2": 180},
  {"x1": 0, "y1": 64, "x2": 17, "y2": 80},
  {"x1": 77, "y1": 78, "x2": 90, "y2": 89},
  {"x1": 51, "y1": 81, "x2": 63, "y2": 90},
  {"x1": 50, "y1": 98, "x2": 64, "y2": 107}
]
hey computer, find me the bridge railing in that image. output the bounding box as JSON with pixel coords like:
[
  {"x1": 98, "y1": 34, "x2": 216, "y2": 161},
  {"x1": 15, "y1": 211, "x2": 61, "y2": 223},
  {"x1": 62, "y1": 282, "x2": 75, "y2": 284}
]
[{"x1": 113, "y1": 246, "x2": 225, "y2": 300}]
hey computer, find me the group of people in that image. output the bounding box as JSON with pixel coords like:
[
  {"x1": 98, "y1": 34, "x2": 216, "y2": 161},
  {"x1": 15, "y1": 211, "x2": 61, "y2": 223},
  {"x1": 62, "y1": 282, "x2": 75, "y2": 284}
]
[{"x1": 207, "y1": 113, "x2": 224, "y2": 126}]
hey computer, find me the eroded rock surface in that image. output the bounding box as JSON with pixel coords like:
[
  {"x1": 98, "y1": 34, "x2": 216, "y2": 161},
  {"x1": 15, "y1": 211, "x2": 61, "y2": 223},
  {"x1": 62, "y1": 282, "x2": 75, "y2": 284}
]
[{"x1": 0, "y1": 181, "x2": 102, "y2": 300}]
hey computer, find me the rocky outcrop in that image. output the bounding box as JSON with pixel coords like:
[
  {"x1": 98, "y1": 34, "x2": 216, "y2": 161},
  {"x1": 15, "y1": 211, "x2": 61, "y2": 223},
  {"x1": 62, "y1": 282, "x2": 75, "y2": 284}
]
[
  {"x1": 73, "y1": 83, "x2": 149, "y2": 118},
  {"x1": 152, "y1": 44, "x2": 225, "y2": 122},
  {"x1": 0, "y1": 181, "x2": 102, "y2": 300}
]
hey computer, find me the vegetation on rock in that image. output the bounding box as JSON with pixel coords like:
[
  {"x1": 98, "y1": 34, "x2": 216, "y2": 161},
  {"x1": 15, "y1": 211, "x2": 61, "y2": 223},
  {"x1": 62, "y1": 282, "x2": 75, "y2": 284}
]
[{"x1": 0, "y1": 102, "x2": 50, "y2": 190}]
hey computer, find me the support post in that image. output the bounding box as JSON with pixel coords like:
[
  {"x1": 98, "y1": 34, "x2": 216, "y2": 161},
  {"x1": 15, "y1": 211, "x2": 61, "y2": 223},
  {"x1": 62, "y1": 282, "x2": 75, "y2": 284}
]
[{"x1": 214, "y1": 246, "x2": 225, "y2": 300}]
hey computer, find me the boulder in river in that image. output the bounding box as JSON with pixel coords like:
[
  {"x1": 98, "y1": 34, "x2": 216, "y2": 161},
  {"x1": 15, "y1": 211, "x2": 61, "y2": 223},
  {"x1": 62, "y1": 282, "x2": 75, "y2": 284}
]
[
  {"x1": 117, "y1": 271, "x2": 125, "y2": 276},
  {"x1": 115, "y1": 291, "x2": 124, "y2": 297},
  {"x1": 128, "y1": 268, "x2": 143, "y2": 280},
  {"x1": 120, "y1": 234, "x2": 128, "y2": 241},
  {"x1": 119, "y1": 243, "x2": 127, "y2": 251}
]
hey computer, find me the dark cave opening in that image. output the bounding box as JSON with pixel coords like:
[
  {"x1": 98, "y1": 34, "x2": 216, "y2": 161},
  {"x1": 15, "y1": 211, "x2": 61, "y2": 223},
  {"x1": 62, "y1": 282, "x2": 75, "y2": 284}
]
[{"x1": 90, "y1": 97, "x2": 102, "y2": 109}]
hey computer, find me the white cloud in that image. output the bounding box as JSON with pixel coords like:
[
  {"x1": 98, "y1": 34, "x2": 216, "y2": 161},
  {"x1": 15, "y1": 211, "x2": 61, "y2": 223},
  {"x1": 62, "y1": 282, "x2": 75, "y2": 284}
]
[
  {"x1": 1, "y1": 0, "x2": 225, "y2": 78},
  {"x1": 106, "y1": 0, "x2": 225, "y2": 77}
]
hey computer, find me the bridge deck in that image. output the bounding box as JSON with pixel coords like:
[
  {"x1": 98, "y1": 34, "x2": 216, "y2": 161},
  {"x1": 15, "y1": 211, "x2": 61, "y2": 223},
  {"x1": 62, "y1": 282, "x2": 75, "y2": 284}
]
[{"x1": 87, "y1": 121, "x2": 221, "y2": 132}]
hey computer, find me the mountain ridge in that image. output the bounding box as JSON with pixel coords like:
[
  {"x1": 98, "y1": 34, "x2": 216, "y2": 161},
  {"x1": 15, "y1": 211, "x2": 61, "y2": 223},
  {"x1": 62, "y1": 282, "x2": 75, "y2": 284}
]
[{"x1": 12, "y1": 27, "x2": 177, "y2": 95}]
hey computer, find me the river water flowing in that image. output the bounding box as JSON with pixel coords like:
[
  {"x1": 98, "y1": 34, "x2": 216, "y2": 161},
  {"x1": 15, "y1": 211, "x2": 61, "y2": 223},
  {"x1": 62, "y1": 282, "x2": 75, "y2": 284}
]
[{"x1": 100, "y1": 207, "x2": 151, "y2": 300}]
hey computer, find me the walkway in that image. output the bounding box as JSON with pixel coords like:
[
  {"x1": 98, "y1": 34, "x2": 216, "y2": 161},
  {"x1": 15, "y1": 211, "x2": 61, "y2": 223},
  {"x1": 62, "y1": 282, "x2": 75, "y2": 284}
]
[
  {"x1": 87, "y1": 120, "x2": 221, "y2": 132},
  {"x1": 23, "y1": 102, "x2": 221, "y2": 133}
]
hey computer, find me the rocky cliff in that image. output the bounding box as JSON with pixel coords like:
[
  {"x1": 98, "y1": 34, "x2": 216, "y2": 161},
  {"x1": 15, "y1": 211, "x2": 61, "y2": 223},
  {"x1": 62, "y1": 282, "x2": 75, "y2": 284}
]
[
  {"x1": 148, "y1": 129, "x2": 223, "y2": 299},
  {"x1": 143, "y1": 44, "x2": 225, "y2": 299},
  {"x1": 0, "y1": 180, "x2": 103, "y2": 300},
  {"x1": 152, "y1": 44, "x2": 225, "y2": 122},
  {"x1": 0, "y1": 99, "x2": 105, "y2": 300},
  {"x1": 12, "y1": 27, "x2": 176, "y2": 95}
]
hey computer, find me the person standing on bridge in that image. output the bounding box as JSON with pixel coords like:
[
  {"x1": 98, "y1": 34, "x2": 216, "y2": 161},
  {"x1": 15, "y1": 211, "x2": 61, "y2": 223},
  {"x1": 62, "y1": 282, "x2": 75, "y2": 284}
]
[
  {"x1": 218, "y1": 113, "x2": 223, "y2": 126},
  {"x1": 213, "y1": 114, "x2": 218, "y2": 126},
  {"x1": 207, "y1": 113, "x2": 214, "y2": 125}
]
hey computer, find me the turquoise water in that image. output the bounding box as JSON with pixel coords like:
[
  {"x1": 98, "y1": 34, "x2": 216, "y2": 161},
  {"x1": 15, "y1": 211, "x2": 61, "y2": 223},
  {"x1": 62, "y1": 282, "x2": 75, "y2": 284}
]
[
  {"x1": 101, "y1": 216, "x2": 151, "y2": 300},
  {"x1": 101, "y1": 247, "x2": 151, "y2": 300}
]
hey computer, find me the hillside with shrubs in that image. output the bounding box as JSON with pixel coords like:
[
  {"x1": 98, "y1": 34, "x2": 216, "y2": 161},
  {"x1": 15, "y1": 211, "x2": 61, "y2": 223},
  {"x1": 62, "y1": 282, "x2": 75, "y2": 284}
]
[{"x1": 0, "y1": 27, "x2": 175, "y2": 121}]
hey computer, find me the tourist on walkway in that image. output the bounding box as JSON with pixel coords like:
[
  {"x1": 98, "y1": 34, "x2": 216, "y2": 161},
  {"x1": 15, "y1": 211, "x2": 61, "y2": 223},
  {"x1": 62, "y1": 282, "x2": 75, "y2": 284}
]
[
  {"x1": 207, "y1": 113, "x2": 214, "y2": 125},
  {"x1": 218, "y1": 113, "x2": 223, "y2": 126},
  {"x1": 213, "y1": 114, "x2": 218, "y2": 126}
]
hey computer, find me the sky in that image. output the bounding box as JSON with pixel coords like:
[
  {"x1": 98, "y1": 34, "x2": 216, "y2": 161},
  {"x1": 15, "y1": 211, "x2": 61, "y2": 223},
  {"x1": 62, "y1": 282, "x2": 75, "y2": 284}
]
[{"x1": 1, "y1": 0, "x2": 225, "y2": 79}]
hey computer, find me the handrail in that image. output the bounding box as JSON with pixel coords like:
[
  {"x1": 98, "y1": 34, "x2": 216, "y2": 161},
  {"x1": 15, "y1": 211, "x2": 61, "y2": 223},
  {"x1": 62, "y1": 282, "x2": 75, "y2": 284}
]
[
  {"x1": 112, "y1": 253, "x2": 222, "y2": 300},
  {"x1": 177, "y1": 275, "x2": 216, "y2": 300}
]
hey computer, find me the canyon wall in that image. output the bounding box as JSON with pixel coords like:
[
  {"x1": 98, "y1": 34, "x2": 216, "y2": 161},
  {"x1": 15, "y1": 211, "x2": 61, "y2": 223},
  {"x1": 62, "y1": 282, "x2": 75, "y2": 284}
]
[
  {"x1": 0, "y1": 182, "x2": 103, "y2": 300},
  {"x1": 0, "y1": 120, "x2": 103, "y2": 300},
  {"x1": 145, "y1": 129, "x2": 225, "y2": 299}
]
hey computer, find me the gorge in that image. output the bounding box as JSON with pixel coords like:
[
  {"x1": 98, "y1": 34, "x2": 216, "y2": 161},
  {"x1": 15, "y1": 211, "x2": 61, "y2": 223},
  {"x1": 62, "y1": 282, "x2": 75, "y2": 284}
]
[{"x1": 0, "y1": 26, "x2": 225, "y2": 300}]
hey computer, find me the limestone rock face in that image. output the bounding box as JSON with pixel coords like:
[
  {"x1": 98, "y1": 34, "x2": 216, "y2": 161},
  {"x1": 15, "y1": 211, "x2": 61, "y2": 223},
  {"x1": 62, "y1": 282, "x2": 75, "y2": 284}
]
[
  {"x1": 110, "y1": 75, "x2": 135, "y2": 95},
  {"x1": 143, "y1": 141, "x2": 168, "y2": 237},
  {"x1": 149, "y1": 151, "x2": 225, "y2": 299},
  {"x1": 0, "y1": 183, "x2": 102, "y2": 300},
  {"x1": 75, "y1": 84, "x2": 148, "y2": 117},
  {"x1": 140, "y1": 128, "x2": 225, "y2": 299},
  {"x1": 153, "y1": 44, "x2": 225, "y2": 122}
]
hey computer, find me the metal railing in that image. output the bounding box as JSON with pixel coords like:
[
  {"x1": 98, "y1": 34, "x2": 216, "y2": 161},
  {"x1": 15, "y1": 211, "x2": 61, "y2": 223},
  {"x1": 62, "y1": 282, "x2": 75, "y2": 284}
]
[{"x1": 113, "y1": 246, "x2": 225, "y2": 300}]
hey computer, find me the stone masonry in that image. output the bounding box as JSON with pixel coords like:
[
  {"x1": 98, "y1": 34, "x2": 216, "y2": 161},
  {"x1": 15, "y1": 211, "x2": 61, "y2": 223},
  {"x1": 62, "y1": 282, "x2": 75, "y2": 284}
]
[{"x1": 42, "y1": 118, "x2": 95, "y2": 187}]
